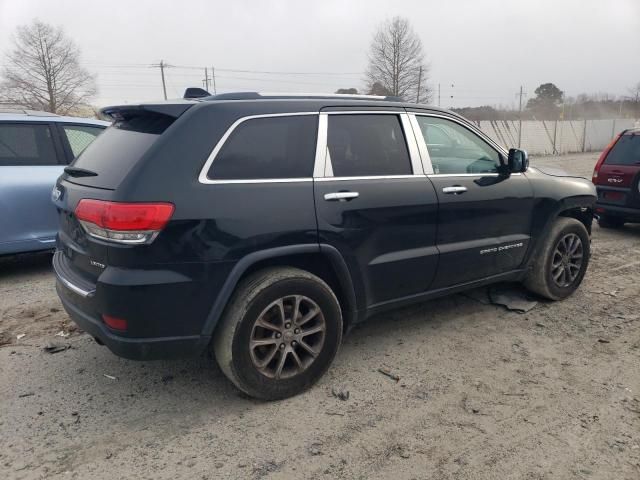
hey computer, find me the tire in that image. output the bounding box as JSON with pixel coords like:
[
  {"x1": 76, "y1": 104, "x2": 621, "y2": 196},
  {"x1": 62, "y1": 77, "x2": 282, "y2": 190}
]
[
  {"x1": 213, "y1": 267, "x2": 342, "y2": 400},
  {"x1": 597, "y1": 215, "x2": 625, "y2": 229},
  {"x1": 524, "y1": 217, "x2": 590, "y2": 301}
]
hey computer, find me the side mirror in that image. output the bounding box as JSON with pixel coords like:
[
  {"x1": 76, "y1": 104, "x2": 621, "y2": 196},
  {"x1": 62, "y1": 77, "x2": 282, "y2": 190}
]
[{"x1": 507, "y1": 148, "x2": 529, "y2": 173}]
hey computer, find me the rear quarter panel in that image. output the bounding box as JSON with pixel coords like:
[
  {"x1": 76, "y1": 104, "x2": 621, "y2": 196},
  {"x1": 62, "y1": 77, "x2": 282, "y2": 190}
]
[{"x1": 0, "y1": 165, "x2": 63, "y2": 254}]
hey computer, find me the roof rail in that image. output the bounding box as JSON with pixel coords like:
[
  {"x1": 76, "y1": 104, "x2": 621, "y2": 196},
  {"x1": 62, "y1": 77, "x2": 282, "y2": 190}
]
[{"x1": 197, "y1": 91, "x2": 405, "y2": 102}]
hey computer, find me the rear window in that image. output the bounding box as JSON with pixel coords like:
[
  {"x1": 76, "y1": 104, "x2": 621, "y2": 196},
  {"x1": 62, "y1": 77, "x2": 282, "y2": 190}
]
[
  {"x1": 605, "y1": 134, "x2": 640, "y2": 166},
  {"x1": 208, "y1": 115, "x2": 317, "y2": 180},
  {"x1": 69, "y1": 113, "x2": 174, "y2": 189},
  {"x1": 0, "y1": 123, "x2": 58, "y2": 166}
]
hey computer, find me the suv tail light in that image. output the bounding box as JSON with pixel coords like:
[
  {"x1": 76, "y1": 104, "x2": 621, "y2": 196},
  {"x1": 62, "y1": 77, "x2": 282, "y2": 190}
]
[
  {"x1": 75, "y1": 199, "x2": 174, "y2": 244},
  {"x1": 592, "y1": 134, "x2": 621, "y2": 183}
]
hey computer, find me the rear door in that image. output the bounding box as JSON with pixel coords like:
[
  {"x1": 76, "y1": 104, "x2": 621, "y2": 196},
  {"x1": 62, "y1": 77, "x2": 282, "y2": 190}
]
[
  {"x1": 0, "y1": 121, "x2": 65, "y2": 254},
  {"x1": 410, "y1": 113, "x2": 534, "y2": 288},
  {"x1": 313, "y1": 110, "x2": 439, "y2": 308},
  {"x1": 595, "y1": 132, "x2": 640, "y2": 209}
]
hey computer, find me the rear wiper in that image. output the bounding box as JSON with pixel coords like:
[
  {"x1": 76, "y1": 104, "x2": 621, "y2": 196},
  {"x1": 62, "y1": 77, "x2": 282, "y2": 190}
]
[{"x1": 64, "y1": 166, "x2": 98, "y2": 177}]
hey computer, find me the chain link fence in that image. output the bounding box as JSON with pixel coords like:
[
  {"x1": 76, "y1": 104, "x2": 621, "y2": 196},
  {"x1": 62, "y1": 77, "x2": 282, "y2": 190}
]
[{"x1": 475, "y1": 118, "x2": 639, "y2": 155}]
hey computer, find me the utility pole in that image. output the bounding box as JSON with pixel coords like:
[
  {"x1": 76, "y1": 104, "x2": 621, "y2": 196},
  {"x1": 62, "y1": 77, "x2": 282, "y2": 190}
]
[
  {"x1": 151, "y1": 60, "x2": 169, "y2": 100},
  {"x1": 415, "y1": 66, "x2": 423, "y2": 103},
  {"x1": 211, "y1": 66, "x2": 217, "y2": 95},
  {"x1": 204, "y1": 67, "x2": 209, "y2": 91},
  {"x1": 517, "y1": 85, "x2": 525, "y2": 148},
  {"x1": 438, "y1": 83, "x2": 441, "y2": 107}
]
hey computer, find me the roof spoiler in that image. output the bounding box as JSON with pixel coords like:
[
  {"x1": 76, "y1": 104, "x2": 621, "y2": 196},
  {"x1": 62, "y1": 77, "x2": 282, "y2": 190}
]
[
  {"x1": 100, "y1": 103, "x2": 193, "y2": 121},
  {"x1": 183, "y1": 87, "x2": 211, "y2": 99}
]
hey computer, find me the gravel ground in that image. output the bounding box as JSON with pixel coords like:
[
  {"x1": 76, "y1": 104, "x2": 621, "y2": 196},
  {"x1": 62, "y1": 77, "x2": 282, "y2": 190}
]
[{"x1": 1, "y1": 152, "x2": 639, "y2": 480}]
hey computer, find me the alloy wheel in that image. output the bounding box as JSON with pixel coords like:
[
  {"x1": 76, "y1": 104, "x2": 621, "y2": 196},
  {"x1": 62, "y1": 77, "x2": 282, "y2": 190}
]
[
  {"x1": 249, "y1": 295, "x2": 326, "y2": 379},
  {"x1": 551, "y1": 233, "x2": 583, "y2": 287}
]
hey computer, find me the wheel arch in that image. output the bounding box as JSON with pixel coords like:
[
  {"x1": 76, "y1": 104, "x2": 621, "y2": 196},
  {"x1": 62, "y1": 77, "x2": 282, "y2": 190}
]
[
  {"x1": 525, "y1": 196, "x2": 594, "y2": 271},
  {"x1": 201, "y1": 244, "x2": 359, "y2": 336}
]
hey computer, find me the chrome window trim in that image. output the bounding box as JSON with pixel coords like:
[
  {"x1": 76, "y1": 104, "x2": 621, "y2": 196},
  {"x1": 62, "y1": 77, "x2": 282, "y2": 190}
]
[
  {"x1": 313, "y1": 113, "x2": 328, "y2": 178},
  {"x1": 318, "y1": 111, "x2": 423, "y2": 180},
  {"x1": 407, "y1": 113, "x2": 434, "y2": 174},
  {"x1": 426, "y1": 172, "x2": 522, "y2": 178},
  {"x1": 198, "y1": 111, "x2": 318, "y2": 185},
  {"x1": 316, "y1": 174, "x2": 423, "y2": 182},
  {"x1": 410, "y1": 112, "x2": 510, "y2": 177}
]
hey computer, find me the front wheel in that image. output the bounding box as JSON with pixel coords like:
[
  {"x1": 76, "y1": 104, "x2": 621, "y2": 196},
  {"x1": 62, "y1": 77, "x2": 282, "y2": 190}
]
[
  {"x1": 213, "y1": 267, "x2": 343, "y2": 400},
  {"x1": 524, "y1": 217, "x2": 590, "y2": 300}
]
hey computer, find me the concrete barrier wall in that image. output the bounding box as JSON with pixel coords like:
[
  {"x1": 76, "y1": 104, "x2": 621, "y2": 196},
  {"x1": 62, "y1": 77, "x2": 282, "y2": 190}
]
[{"x1": 474, "y1": 118, "x2": 638, "y2": 155}]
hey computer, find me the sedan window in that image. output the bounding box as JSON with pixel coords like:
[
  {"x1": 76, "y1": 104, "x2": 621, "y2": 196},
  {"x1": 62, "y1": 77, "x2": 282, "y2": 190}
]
[{"x1": 0, "y1": 123, "x2": 58, "y2": 166}]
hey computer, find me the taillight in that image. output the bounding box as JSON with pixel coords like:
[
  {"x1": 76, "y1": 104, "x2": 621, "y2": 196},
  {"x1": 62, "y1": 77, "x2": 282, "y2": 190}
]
[
  {"x1": 75, "y1": 199, "x2": 174, "y2": 244},
  {"x1": 592, "y1": 134, "x2": 621, "y2": 183}
]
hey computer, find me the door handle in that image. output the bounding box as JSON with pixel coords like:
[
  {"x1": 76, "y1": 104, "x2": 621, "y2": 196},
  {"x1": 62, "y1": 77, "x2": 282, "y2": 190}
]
[
  {"x1": 442, "y1": 186, "x2": 467, "y2": 194},
  {"x1": 324, "y1": 191, "x2": 359, "y2": 201}
]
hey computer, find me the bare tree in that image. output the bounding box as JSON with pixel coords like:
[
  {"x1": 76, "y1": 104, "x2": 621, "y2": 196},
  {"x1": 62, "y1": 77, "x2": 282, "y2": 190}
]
[
  {"x1": 0, "y1": 20, "x2": 96, "y2": 114},
  {"x1": 366, "y1": 17, "x2": 431, "y2": 103}
]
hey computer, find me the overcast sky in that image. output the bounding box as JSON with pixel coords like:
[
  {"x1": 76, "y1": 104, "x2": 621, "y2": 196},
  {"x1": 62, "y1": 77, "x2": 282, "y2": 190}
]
[{"x1": 1, "y1": 0, "x2": 639, "y2": 108}]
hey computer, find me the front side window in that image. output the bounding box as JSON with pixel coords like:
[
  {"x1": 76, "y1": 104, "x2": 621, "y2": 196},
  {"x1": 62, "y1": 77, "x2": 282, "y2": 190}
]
[
  {"x1": 63, "y1": 125, "x2": 104, "y2": 158},
  {"x1": 327, "y1": 114, "x2": 412, "y2": 177},
  {"x1": 415, "y1": 116, "x2": 501, "y2": 174},
  {"x1": 0, "y1": 123, "x2": 57, "y2": 166},
  {"x1": 209, "y1": 115, "x2": 318, "y2": 180}
]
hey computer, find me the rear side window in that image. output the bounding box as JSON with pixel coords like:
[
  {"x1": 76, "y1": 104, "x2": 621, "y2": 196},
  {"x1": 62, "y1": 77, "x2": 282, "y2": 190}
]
[
  {"x1": 0, "y1": 123, "x2": 58, "y2": 166},
  {"x1": 327, "y1": 114, "x2": 412, "y2": 177},
  {"x1": 62, "y1": 125, "x2": 104, "y2": 158},
  {"x1": 605, "y1": 134, "x2": 640, "y2": 166},
  {"x1": 209, "y1": 115, "x2": 318, "y2": 180},
  {"x1": 71, "y1": 112, "x2": 175, "y2": 189}
]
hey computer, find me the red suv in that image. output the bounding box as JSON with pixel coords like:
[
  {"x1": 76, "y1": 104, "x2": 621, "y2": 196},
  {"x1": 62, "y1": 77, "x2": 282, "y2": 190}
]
[{"x1": 592, "y1": 127, "x2": 640, "y2": 227}]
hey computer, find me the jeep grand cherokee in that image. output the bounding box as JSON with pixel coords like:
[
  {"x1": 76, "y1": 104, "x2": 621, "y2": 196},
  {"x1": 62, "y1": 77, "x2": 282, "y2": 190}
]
[{"x1": 52, "y1": 93, "x2": 597, "y2": 399}]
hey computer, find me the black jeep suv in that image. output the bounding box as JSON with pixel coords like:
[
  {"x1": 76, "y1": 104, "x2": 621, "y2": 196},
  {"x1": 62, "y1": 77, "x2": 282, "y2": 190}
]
[{"x1": 52, "y1": 93, "x2": 596, "y2": 399}]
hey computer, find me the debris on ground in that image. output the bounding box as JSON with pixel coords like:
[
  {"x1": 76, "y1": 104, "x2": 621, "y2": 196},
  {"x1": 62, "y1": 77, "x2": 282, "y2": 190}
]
[
  {"x1": 16, "y1": 333, "x2": 26, "y2": 340},
  {"x1": 464, "y1": 283, "x2": 538, "y2": 313},
  {"x1": 103, "y1": 374, "x2": 117, "y2": 381},
  {"x1": 55, "y1": 331, "x2": 70, "y2": 338},
  {"x1": 377, "y1": 368, "x2": 400, "y2": 382},
  {"x1": 331, "y1": 386, "x2": 350, "y2": 400},
  {"x1": 42, "y1": 342, "x2": 70, "y2": 354},
  {"x1": 488, "y1": 284, "x2": 538, "y2": 313}
]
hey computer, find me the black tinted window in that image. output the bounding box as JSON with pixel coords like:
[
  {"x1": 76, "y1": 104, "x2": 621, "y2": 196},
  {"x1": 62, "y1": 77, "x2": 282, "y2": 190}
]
[
  {"x1": 327, "y1": 114, "x2": 412, "y2": 177},
  {"x1": 605, "y1": 134, "x2": 640, "y2": 166},
  {"x1": 0, "y1": 123, "x2": 57, "y2": 166},
  {"x1": 209, "y1": 115, "x2": 318, "y2": 180}
]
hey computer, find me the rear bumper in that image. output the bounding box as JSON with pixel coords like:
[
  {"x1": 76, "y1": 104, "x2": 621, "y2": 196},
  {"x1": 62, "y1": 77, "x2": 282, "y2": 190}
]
[
  {"x1": 52, "y1": 250, "x2": 217, "y2": 360},
  {"x1": 594, "y1": 202, "x2": 640, "y2": 222},
  {"x1": 57, "y1": 283, "x2": 210, "y2": 360}
]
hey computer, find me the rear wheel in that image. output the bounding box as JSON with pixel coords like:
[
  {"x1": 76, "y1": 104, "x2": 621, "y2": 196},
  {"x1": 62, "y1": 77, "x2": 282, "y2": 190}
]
[
  {"x1": 597, "y1": 215, "x2": 625, "y2": 229},
  {"x1": 213, "y1": 267, "x2": 342, "y2": 400},
  {"x1": 524, "y1": 217, "x2": 590, "y2": 300}
]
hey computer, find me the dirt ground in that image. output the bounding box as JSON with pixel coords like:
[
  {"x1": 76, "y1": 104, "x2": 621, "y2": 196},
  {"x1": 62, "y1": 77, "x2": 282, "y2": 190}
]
[{"x1": 1, "y1": 152, "x2": 639, "y2": 480}]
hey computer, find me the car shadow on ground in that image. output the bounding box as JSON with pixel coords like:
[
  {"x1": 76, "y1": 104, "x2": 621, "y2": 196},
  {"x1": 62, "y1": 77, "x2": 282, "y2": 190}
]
[
  {"x1": 27, "y1": 291, "x2": 497, "y2": 412},
  {"x1": 0, "y1": 251, "x2": 53, "y2": 278}
]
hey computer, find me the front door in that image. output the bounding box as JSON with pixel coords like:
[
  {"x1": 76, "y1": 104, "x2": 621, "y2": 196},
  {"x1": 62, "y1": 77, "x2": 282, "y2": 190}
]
[
  {"x1": 410, "y1": 113, "x2": 534, "y2": 289},
  {"x1": 313, "y1": 111, "x2": 439, "y2": 308}
]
